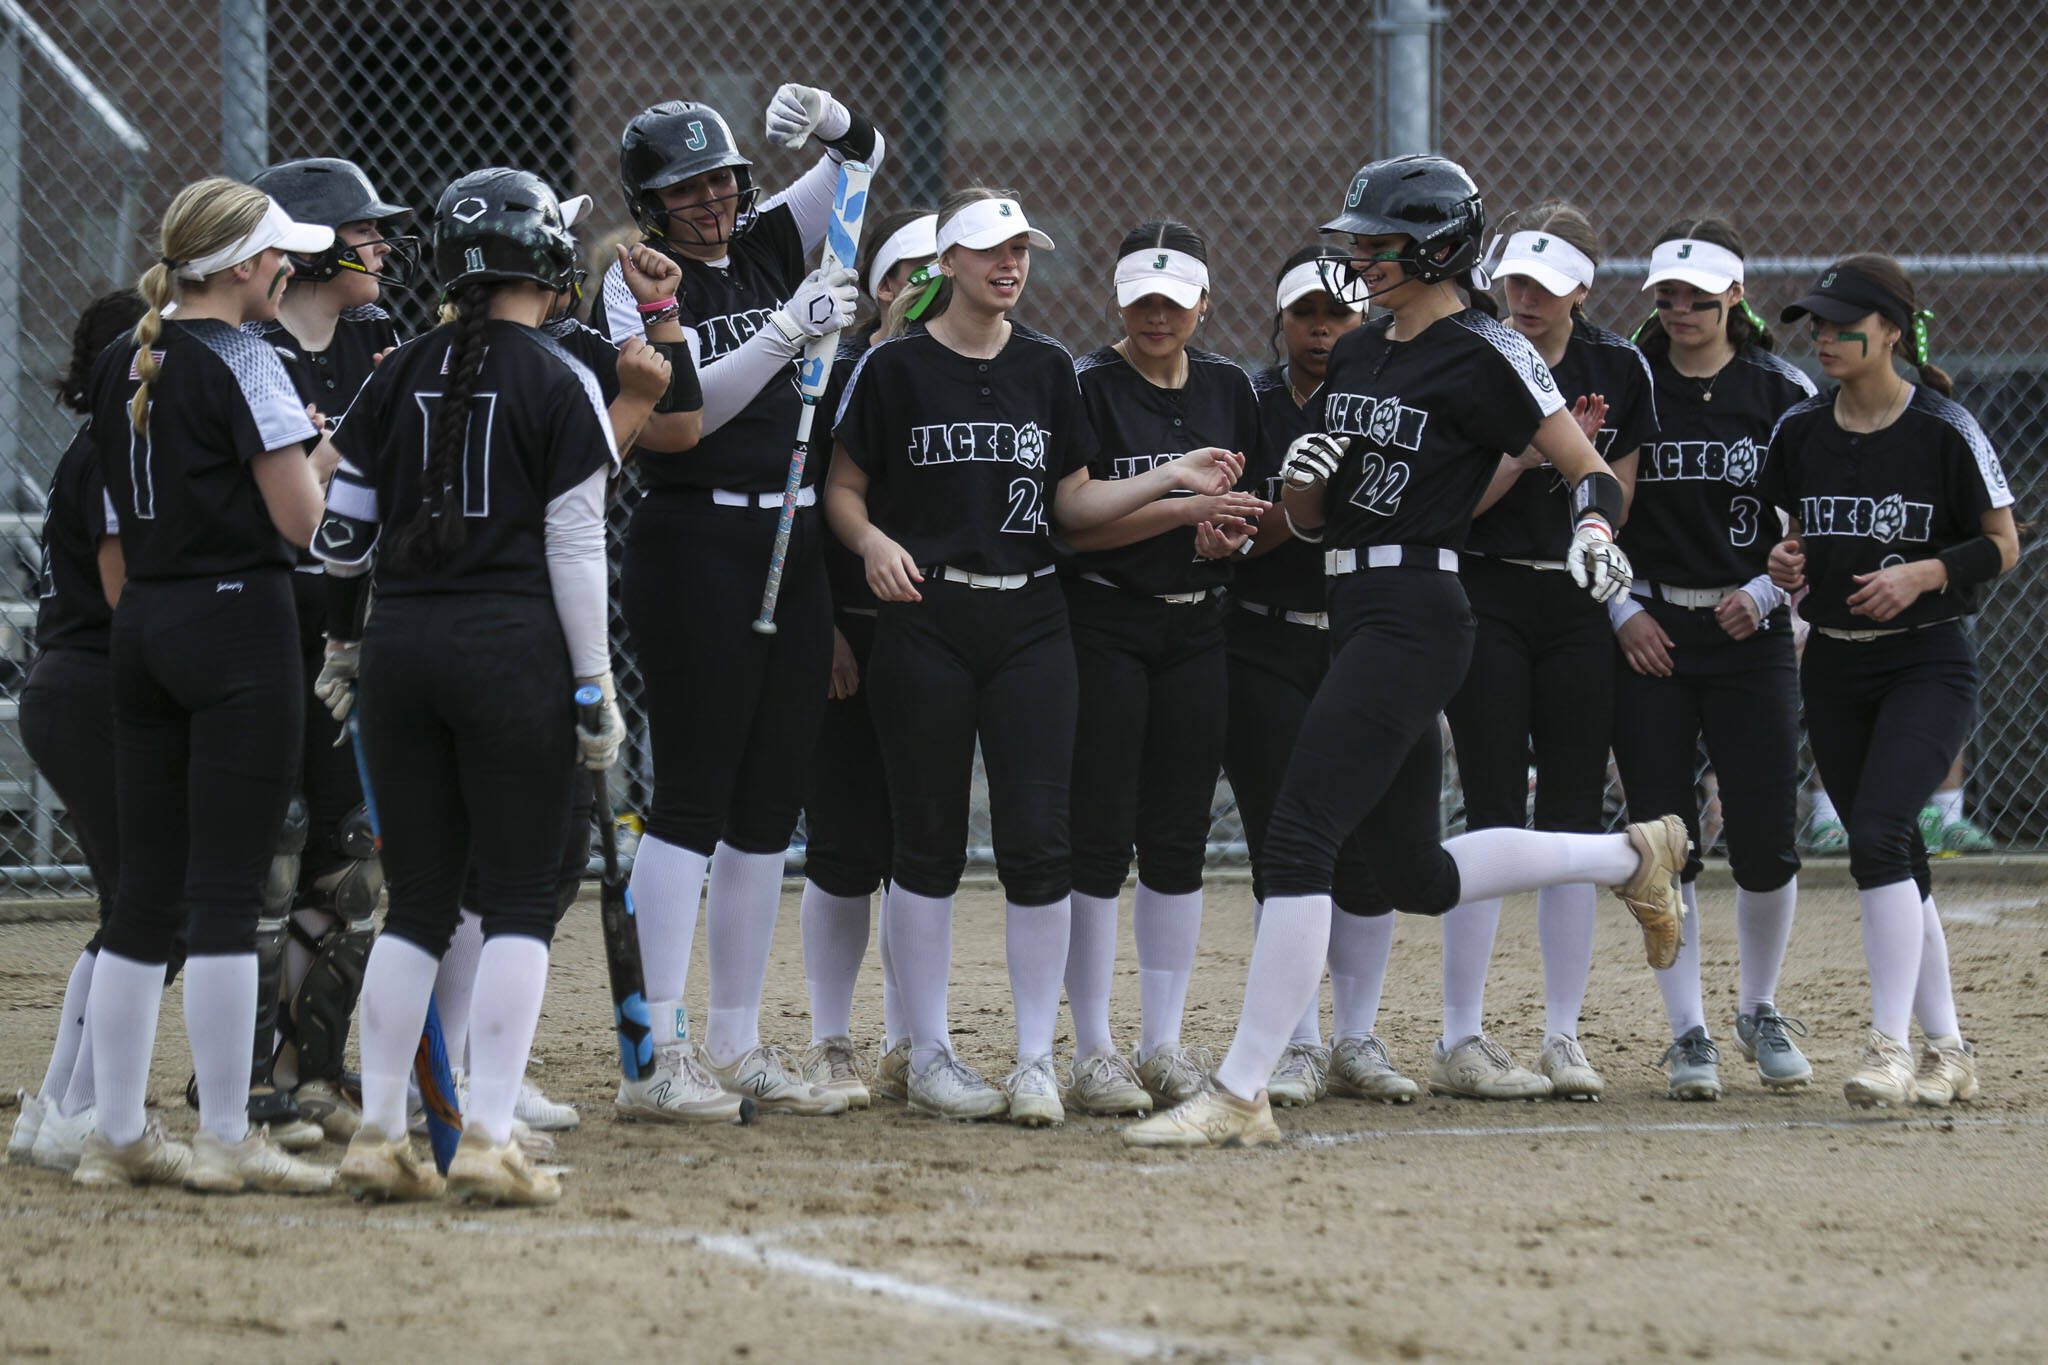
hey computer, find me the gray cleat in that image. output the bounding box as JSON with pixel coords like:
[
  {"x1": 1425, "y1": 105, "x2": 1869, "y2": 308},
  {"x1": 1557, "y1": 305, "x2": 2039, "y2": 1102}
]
[
  {"x1": 1662, "y1": 1026, "x2": 1723, "y2": 1101},
  {"x1": 1735, "y1": 1005, "x2": 1813, "y2": 1091}
]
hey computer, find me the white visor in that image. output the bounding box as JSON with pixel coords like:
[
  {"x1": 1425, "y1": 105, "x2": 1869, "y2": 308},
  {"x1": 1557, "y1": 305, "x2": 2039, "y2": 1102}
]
[
  {"x1": 1641, "y1": 237, "x2": 1745, "y2": 294},
  {"x1": 1484, "y1": 230, "x2": 1596, "y2": 297},
  {"x1": 1275, "y1": 258, "x2": 1366, "y2": 313},
  {"x1": 559, "y1": 194, "x2": 592, "y2": 230},
  {"x1": 935, "y1": 198, "x2": 1054, "y2": 256},
  {"x1": 174, "y1": 196, "x2": 334, "y2": 281},
  {"x1": 866, "y1": 213, "x2": 939, "y2": 297},
  {"x1": 1114, "y1": 246, "x2": 1209, "y2": 308}
]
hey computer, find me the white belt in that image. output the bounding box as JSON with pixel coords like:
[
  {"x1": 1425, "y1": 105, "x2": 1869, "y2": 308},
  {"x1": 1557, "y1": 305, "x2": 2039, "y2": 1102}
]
[
  {"x1": 711, "y1": 486, "x2": 817, "y2": 509},
  {"x1": 1079, "y1": 572, "x2": 1210, "y2": 605},
  {"x1": 1502, "y1": 557, "x2": 1568, "y2": 572},
  {"x1": 1630, "y1": 579, "x2": 1737, "y2": 610},
  {"x1": 938, "y1": 564, "x2": 1055, "y2": 590},
  {"x1": 1237, "y1": 599, "x2": 1329, "y2": 630},
  {"x1": 1324, "y1": 546, "x2": 1460, "y2": 575},
  {"x1": 1816, "y1": 624, "x2": 1909, "y2": 642}
]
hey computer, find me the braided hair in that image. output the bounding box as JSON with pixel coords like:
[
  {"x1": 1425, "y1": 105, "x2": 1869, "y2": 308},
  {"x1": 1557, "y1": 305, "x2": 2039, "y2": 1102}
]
[
  {"x1": 55, "y1": 290, "x2": 147, "y2": 414},
  {"x1": 385, "y1": 280, "x2": 491, "y2": 570}
]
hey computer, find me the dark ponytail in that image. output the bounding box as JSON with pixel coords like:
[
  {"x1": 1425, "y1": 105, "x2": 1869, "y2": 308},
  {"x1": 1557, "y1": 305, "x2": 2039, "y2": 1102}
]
[
  {"x1": 1830, "y1": 252, "x2": 1953, "y2": 396},
  {"x1": 1117, "y1": 219, "x2": 1207, "y2": 264},
  {"x1": 1633, "y1": 216, "x2": 1774, "y2": 359},
  {"x1": 56, "y1": 290, "x2": 148, "y2": 414},
  {"x1": 387, "y1": 281, "x2": 491, "y2": 571}
]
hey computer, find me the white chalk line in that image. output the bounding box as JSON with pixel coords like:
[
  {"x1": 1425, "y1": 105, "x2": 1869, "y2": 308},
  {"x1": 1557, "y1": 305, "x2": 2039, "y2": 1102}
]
[
  {"x1": 1942, "y1": 896, "x2": 2046, "y2": 926},
  {"x1": 1290, "y1": 1111, "x2": 2048, "y2": 1147},
  {"x1": 0, "y1": 1201, "x2": 1186, "y2": 1359}
]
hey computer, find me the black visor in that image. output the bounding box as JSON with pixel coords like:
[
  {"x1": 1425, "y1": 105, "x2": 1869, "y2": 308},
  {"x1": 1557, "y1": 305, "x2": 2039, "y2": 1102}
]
[{"x1": 1780, "y1": 265, "x2": 1910, "y2": 330}]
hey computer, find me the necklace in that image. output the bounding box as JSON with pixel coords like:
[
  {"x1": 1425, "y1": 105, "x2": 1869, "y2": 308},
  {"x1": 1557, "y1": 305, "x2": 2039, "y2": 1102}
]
[
  {"x1": 1839, "y1": 380, "x2": 1911, "y2": 436},
  {"x1": 1289, "y1": 369, "x2": 1317, "y2": 408}
]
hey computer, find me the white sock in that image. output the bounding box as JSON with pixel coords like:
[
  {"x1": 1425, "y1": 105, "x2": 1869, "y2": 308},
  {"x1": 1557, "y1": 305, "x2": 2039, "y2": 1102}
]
[
  {"x1": 1735, "y1": 878, "x2": 1797, "y2": 1013},
  {"x1": 1064, "y1": 891, "x2": 1118, "y2": 1059},
  {"x1": 886, "y1": 888, "x2": 954, "y2": 1070},
  {"x1": 1931, "y1": 787, "x2": 1964, "y2": 825},
  {"x1": 1914, "y1": 894, "x2": 1961, "y2": 1039},
  {"x1": 1446, "y1": 827, "x2": 1640, "y2": 901},
  {"x1": 358, "y1": 935, "x2": 439, "y2": 1141},
  {"x1": 1214, "y1": 895, "x2": 1332, "y2": 1101},
  {"x1": 1809, "y1": 788, "x2": 1837, "y2": 825},
  {"x1": 1440, "y1": 897, "x2": 1501, "y2": 1046},
  {"x1": 631, "y1": 835, "x2": 709, "y2": 1009},
  {"x1": 283, "y1": 907, "x2": 337, "y2": 1005},
  {"x1": 1255, "y1": 899, "x2": 1324, "y2": 1047},
  {"x1": 1537, "y1": 882, "x2": 1597, "y2": 1040},
  {"x1": 1860, "y1": 879, "x2": 1925, "y2": 1043},
  {"x1": 704, "y1": 843, "x2": 784, "y2": 1066},
  {"x1": 1654, "y1": 883, "x2": 1706, "y2": 1039},
  {"x1": 1328, "y1": 909, "x2": 1394, "y2": 1042},
  {"x1": 58, "y1": 1011, "x2": 96, "y2": 1117},
  {"x1": 182, "y1": 953, "x2": 258, "y2": 1144},
  {"x1": 86, "y1": 952, "x2": 164, "y2": 1148},
  {"x1": 38, "y1": 950, "x2": 95, "y2": 1102},
  {"x1": 465, "y1": 934, "x2": 550, "y2": 1147},
  {"x1": 435, "y1": 907, "x2": 485, "y2": 1069},
  {"x1": 1007, "y1": 897, "x2": 1071, "y2": 1062},
  {"x1": 800, "y1": 881, "x2": 870, "y2": 1044},
  {"x1": 1134, "y1": 884, "x2": 1202, "y2": 1059},
  {"x1": 878, "y1": 884, "x2": 904, "y2": 1050}
]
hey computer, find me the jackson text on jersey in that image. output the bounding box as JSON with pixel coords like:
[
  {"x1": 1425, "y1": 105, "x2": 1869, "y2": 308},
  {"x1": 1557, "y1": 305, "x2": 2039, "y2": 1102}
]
[{"x1": 907, "y1": 421, "x2": 1050, "y2": 470}]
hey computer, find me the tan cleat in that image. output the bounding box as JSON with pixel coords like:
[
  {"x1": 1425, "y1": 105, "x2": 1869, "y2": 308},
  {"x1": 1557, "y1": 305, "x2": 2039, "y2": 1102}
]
[
  {"x1": 185, "y1": 1126, "x2": 335, "y2": 1195},
  {"x1": 1266, "y1": 1043, "x2": 1331, "y2": 1109},
  {"x1": 339, "y1": 1130, "x2": 445, "y2": 1203},
  {"x1": 1844, "y1": 1030, "x2": 1917, "y2": 1109},
  {"x1": 1430, "y1": 1034, "x2": 1552, "y2": 1100},
  {"x1": 871, "y1": 1041, "x2": 911, "y2": 1103},
  {"x1": 1327, "y1": 1035, "x2": 1419, "y2": 1103},
  {"x1": 293, "y1": 1079, "x2": 363, "y2": 1142},
  {"x1": 1134, "y1": 1045, "x2": 1212, "y2": 1107},
  {"x1": 1122, "y1": 1087, "x2": 1282, "y2": 1150},
  {"x1": 800, "y1": 1036, "x2": 873, "y2": 1110},
  {"x1": 1536, "y1": 1034, "x2": 1605, "y2": 1101},
  {"x1": 1064, "y1": 1050, "x2": 1152, "y2": 1117},
  {"x1": 1616, "y1": 815, "x2": 1690, "y2": 969},
  {"x1": 1914, "y1": 1035, "x2": 1978, "y2": 1107},
  {"x1": 72, "y1": 1117, "x2": 192, "y2": 1189},
  {"x1": 446, "y1": 1131, "x2": 560, "y2": 1207}
]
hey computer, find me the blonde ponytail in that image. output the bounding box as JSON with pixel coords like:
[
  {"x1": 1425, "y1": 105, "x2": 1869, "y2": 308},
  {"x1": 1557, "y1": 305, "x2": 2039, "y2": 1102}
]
[
  {"x1": 129, "y1": 261, "x2": 173, "y2": 434},
  {"x1": 130, "y1": 176, "x2": 272, "y2": 435}
]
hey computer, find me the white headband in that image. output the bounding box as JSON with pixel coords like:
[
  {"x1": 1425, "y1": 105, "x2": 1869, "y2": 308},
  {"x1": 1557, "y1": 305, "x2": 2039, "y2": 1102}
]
[
  {"x1": 1480, "y1": 230, "x2": 1596, "y2": 296},
  {"x1": 935, "y1": 198, "x2": 1054, "y2": 256},
  {"x1": 1642, "y1": 237, "x2": 1745, "y2": 293},
  {"x1": 1275, "y1": 258, "x2": 1366, "y2": 313},
  {"x1": 173, "y1": 196, "x2": 333, "y2": 281},
  {"x1": 1114, "y1": 246, "x2": 1209, "y2": 308},
  {"x1": 867, "y1": 213, "x2": 939, "y2": 297}
]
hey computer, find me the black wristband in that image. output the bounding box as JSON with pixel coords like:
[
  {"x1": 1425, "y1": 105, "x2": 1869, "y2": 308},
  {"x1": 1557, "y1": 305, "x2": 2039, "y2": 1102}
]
[
  {"x1": 1937, "y1": 535, "x2": 2002, "y2": 591},
  {"x1": 325, "y1": 572, "x2": 372, "y2": 643},
  {"x1": 1572, "y1": 471, "x2": 1625, "y2": 528},
  {"x1": 650, "y1": 341, "x2": 702, "y2": 414},
  {"x1": 824, "y1": 111, "x2": 879, "y2": 164}
]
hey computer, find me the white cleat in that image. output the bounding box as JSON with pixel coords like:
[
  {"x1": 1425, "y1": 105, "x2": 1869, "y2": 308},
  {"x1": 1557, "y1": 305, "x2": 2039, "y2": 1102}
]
[
  {"x1": 1267, "y1": 1043, "x2": 1331, "y2": 1109},
  {"x1": 1004, "y1": 1055, "x2": 1066, "y2": 1128},
  {"x1": 8, "y1": 1090, "x2": 44, "y2": 1165},
  {"x1": 29, "y1": 1104, "x2": 95, "y2": 1171},
  {"x1": 447, "y1": 1131, "x2": 560, "y2": 1207},
  {"x1": 1915, "y1": 1035, "x2": 1979, "y2": 1107},
  {"x1": 73, "y1": 1117, "x2": 192, "y2": 1189},
  {"x1": 339, "y1": 1129, "x2": 444, "y2": 1203},
  {"x1": 800, "y1": 1036, "x2": 873, "y2": 1110},
  {"x1": 907, "y1": 1051, "x2": 1009, "y2": 1121},
  {"x1": 871, "y1": 1040, "x2": 911, "y2": 1104},
  {"x1": 514, "y1": 1077, "x2": 580, "y2": 1133},
  {"x1": 1134, "y1": 1045, "x2": 1213, "y2": 1107},
  {"x1": 292, "y1": 1079, "x2": 362, "y2": 1142},
  {"x1": 1122, "y1": 1087, "x2": 1282, "y2": 1150},
  {"x1": 614, "y1": 1042, "x2": 744, "y2": 1124},
  {"x1": 1844, "y1": 1030, "x2": 1918, "y2": 1109},
  {"x1": 1430, "y1": 1034, "x2": 1552, "y2": 1100},
  {"x1": 1327, "y1": 1036, "x2": 1419, "y2": 1103},
  {"x1": 706, "y1": 1043, "x2": 850, "y2": 1116},
  {"x1": 1064, "y1": 1049, "x2": 1153, "y2": 1117},
  {"x1": 1536, "y1": 1034, "x2": 1605, "y2": 1101},
  {"x1": 185, "y1": 1126, "x2": 335, "y2": 1195}
]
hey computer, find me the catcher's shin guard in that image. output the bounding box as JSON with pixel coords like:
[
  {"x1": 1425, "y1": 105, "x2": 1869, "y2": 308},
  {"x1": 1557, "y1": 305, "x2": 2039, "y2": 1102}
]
[{"x1": 287, "y1": 803, "x2": 384, "y2": 1084}]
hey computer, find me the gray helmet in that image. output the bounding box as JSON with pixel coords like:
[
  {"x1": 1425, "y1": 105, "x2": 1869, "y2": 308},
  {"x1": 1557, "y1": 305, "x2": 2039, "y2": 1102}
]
[{"x1": 251, "y1": 157, "x2": 416, "y2": 285}]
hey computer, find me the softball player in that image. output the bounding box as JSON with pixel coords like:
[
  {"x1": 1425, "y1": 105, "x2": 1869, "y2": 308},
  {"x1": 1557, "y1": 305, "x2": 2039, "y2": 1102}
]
[
  {"x1": 1227, "y1": 246, "x2": 1420, "y2": 1110},
  {"x1": 1435, "y1": 205, "x2": 1658, "y2": 1102},
  {"x1": 8, "y1": 291, "x2": 145, "y2": 1172},
  {"x1": 1612, "y1": 219, "x2": 1816, "y2": 1099},
  {"x1": 597, "y1": 88, "x2": 877, "y2": 1118},
  {"x1": 318, "y1": 168, "x2": 629, "y2": 1205},
  {"x1": 1061, "y1": 219, "x2": 1268, "y2": 1116},
  {"x1": 800, "y1": 207, "x2": 937, "y2": 1107},
  {"x1": 1762, "y1": 255, "x2": 2017, "y2": 1108},
  {"x1": 1124, "y1": 156, "x2": 1688, "y2": 1149},
  {"x1": 824, "y1": 188, "x2": 1245, "y2": 1127},
  {"x1": 74, "y1": 178, "x2": 338, "y2": 1193}
]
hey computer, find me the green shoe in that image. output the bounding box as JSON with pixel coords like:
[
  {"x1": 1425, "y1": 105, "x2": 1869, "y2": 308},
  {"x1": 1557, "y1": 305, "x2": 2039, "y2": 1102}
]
[
  {"x1": 1805, "y1": 817, "x2": 1847, "y2": 856},
  {"x1": 1917, "y1": 805, "x2": 1945, "y2": 853},
  {"x1": 1940, "y1": 816, "x2": 1996, "y2": 854}
]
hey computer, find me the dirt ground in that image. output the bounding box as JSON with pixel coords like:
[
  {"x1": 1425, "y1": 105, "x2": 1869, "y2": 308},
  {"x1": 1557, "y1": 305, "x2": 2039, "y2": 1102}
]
[{"x1": 4, "y1": 870, "x2": 2047, "y2": 1363}]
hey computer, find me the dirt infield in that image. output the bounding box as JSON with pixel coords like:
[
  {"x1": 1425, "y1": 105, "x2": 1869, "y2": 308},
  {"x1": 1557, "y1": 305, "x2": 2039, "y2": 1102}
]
[{"x1": 5, "y1": 873, "x2": 2046, "y2": 1363}]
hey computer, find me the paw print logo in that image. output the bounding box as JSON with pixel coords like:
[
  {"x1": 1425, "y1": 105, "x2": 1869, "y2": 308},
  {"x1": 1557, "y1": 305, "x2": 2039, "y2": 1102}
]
[
  {"x1": 1724, "y1": 439, "x2": 1759, "y2": 487},
  {"x1": 1367, "y1": 399, "x2": 1401, "y2": 446},
  {"x1": 1871, "y1": 493, "x2": 1907, "y2": 543},
  {"x1": 1015, "y1": 422, "x2": 1047, "y2": 470}
]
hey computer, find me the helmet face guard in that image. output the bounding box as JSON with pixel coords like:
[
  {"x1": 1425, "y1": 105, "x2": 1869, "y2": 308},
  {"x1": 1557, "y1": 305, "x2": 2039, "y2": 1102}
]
[{"x1": 301, "y1": 221, "x2": 420, "y2": 288}]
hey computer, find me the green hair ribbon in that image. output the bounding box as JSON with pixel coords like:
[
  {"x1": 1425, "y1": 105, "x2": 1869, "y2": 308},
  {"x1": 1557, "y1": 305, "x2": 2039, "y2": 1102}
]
[
  {"x1": 1738, "y1": 298, "x2": 1771, "y2": 339},
  {"x1": 1912, "y1": 309, "x2": 1935, "y2": 367},
  {"x1": 903, "y1": 263, "x2": 944, "y2": 322}
]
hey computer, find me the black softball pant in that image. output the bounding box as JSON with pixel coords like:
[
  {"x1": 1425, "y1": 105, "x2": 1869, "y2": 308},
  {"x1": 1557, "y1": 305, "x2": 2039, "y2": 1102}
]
[
  {"x1": 1444, "y1": 557, "x2": 1614, "y2": 834},
  {"x1": 292, "y1": 570, "x2": 362, "y2": 882},
  {"x1": 1262, "y1": 569, "x2": 1474, "y2": 916},
  {"x1": 802, "y1": 608, "x2": 890, "y2": 898},
  {"x1": 459, "y1": 759, "x2": 593, "y2": 926},
  {"x1": 1067, "y1": 580, "x2": 1225, "y2": 899},
  {"x1": 1802, "y1": 623, "x2": 1976, "y2": 897},
  {"x1": 1224, "y1": 605, "x2": 1327, "y2": 906},
  {"x1": 358, "y1": 594, "x2": 575, "y2": 952},
  {"x1": 866, "y1": 575, "x2": 1076, "y2": 905},
  {"x1": 102, "y1": 571, "x2": 302, "y2": 962},
  {"x1": 21, "y1": 647, "x2": 120, "y2": 945},
  {"x1": 1611, "y1": 598, "x2": 1801, "y2": 890},
  {"x1": 621, "y1": 496, "x2": 831, "y2": 856}
]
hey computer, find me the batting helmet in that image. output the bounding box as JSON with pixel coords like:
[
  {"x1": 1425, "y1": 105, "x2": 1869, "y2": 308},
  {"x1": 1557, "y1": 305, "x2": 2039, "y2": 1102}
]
[
  {"x1": 1320, "y1": 155, "x2": 1486, "y2": 286},
  {"x1": 251, "y1": 157, "x2": 417, "y2": 285},
  {"x1": 618, "y1": 101, "x2": 758, "y2": 242},
  {"x1": 431, "y1": 168, "x2": 580, "y2": 294}
]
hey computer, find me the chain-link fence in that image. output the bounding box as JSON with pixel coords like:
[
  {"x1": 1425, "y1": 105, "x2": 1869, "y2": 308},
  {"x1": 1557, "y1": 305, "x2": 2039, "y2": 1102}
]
[{"x1": 2, "y1": 0, "x2": 2044, "y2": 892}]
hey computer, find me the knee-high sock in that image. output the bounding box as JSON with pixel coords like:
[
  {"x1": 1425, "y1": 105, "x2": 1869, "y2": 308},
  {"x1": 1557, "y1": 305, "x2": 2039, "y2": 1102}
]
[
  {"x1": 183, "y1": 954, "x2": 258, "y2": 1145},
  {"x1": 1913, "y1": 894, "x2": 1960, "y2": 1040},
  {"x1": 1735, "y1": 878, "x2": 1797, "y2": 1014},
  {"x1": 1860, "y1": 879, "x2": 1925, "y2": 1043},
  {"x1": 1214, "y1": 895, "x2": 1333, "y2": 1101},
  {"x1": 704, "y1": 842, "x2": 783, "y2": 1067},
  {"x1": 800, "y1": 881, "x2": 870, "y2": 1045},
  {"x1": 1440, "y1": 897, "x2": 1501, "y2": 1046},
  {"x1": 465, "y1": 934, "x2": 550, "y2": 1147},
  {"x1": 886, "y1": 888, "x2": 954, "y2": 1070},
  {"x1": 38, "y1": 949, "x2": 95, "y2": 1102},
  {"x1": 1064, "y1": 891, "x2": 1118, "y2": 1059},
  {"x1": 1328, "y1": 909, "x2": 1394, "y2": 1042},
  {"x1": 86, "y1": 951, "x2": 166, "y2": 1148},
  {"x1": 877, "y1": 884, "x2": 904, "y2": 1050},
  {"x1": 357, "y1": 935, "x2": 439, "y2": 1141},
  {"x1": 1134, "y1": 884, "x2": 1203, "y2": 1059},
  {"x1": 1253, "y1": 900, "x2": 1321, "y2": 1046},
  {"x1": 434, "y1": 907, "x2": 485, "y2": 1069},
  {"x1": 58, "y1": 1009, "x2": 96, "y2": 1117},
  {"x1": 1537, "y1": 883, "x2": 1597, "y2": 1039},
  {"x1": 1007, "y1": 897, "x2": 1071, "y2": 1062},
  {"x1": 1654, "y1": 883, "x2": 1706, "y2": 1039},
  {"x1": 1446, "y1": 828, "x2": 1640, "y2": 901},
  {"x1": 631, "y1": 835, "x2": 710, "y2": 1045}
]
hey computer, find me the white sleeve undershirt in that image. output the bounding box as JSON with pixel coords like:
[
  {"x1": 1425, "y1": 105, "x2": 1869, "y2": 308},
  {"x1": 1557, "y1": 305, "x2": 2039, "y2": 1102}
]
[{"x1": 544, "y1": 465, "x2": 610, "y2": 677}]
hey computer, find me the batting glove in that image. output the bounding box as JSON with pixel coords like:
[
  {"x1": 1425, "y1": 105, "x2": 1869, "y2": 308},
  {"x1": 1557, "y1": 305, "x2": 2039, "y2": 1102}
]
[
  {"x1": 772, "y1": 266, "x2": 859, "y2": 342},
  {"x1": 1281, "y1": 433, "x2": 1349, "y2": 491},
  {"x1": 765, "y1": 84, "x2": 850, "y2": 150},
  {"x1": 575, "y1": 672, "x2": 626, "y2": 773},
  {"x1": 1567, "y1": 517, "x2": 1634, "y2": 603},
  {"x1": 314, "y1": 641, "x2": 360, "y2": 723}
]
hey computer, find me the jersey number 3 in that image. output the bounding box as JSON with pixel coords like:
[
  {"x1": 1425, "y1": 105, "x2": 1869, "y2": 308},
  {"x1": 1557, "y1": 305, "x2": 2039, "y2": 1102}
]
[
  {"x1": 412, "y1": 391, "x2": 499, "y2": 517},
  {"x1": 1001, "y1": 476, "x2": 1047, "y2": 535},
  {"x1": 1346, "y1": 452, "x2": 1410, "y2": 517}
]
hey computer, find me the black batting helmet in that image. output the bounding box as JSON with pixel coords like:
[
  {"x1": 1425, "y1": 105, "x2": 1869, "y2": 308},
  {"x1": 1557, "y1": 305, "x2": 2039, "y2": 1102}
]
[
  {"x1": 431, "y1": 168, "x2": 580, "y2": 294},
  {"x1": 618, "y1": 101, "x2": 758, "y2": 242},
  {"x1": 251, "y1": 157, "x2": 417, "y2": 285},
  {"x1": 1320, "y1": 155, "x2": 1486, "y2": 286}
]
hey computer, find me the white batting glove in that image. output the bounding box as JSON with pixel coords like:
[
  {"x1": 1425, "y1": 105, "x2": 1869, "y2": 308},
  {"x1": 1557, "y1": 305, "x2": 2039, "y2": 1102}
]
[
  {"x1": 575, "y1": 672, "x2": 626, "y2": 772},
  {"x1": 765, "y1": 84, "x2": 850, "y2": 150},
  {"x1": 1567, "y1": 517, "x2": 1634, "y2": 603},
  {"x1": 314, "y1": 641, "x2": 360, "y2": 722},
  {"x1": 771, "y1": 266, "x2": 859, "y2": 341},
  {"x1": 1281, "y1": 433, "x2": 1349, "y2": 491}
]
